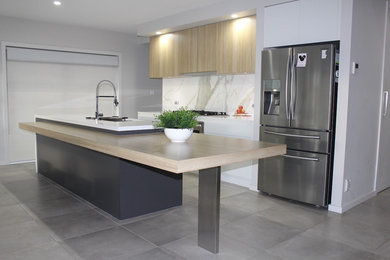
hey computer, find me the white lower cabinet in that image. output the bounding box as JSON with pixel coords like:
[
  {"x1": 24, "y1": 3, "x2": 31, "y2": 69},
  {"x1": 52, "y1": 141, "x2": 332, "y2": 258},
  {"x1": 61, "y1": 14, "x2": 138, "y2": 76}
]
[{"x1": 202, "y1": 117, "x2": 255, "y2": 188}]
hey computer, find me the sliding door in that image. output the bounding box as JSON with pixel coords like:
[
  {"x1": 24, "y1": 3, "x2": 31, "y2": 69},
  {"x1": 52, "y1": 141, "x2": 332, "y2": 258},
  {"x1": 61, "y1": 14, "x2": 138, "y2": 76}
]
[{"x1": 6, "y1": 47, "x2": 120, "y2": 162}]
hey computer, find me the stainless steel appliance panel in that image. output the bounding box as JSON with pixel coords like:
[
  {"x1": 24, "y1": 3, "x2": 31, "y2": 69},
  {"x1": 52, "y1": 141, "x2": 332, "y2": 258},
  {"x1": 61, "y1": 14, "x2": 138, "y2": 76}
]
[
  {"x1": 260, "y1": 126, "x2": 330, "y2": 154},
  {"x1": 290, "y1": 44, "x2": 335, "y2": 131},
  {"x1": 194, "y1": 121, "x2": 204, "y2": 133},
  {"x1": 258, "y1": 149, "x2": 329, "y2": 206},
  {"x1": 260, "y1": 48, "x2": 291, "y2": 127}
]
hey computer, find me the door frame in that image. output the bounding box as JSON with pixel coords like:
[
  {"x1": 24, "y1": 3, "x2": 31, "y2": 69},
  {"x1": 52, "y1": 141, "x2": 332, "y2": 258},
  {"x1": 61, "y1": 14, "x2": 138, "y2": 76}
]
[{"x1": 374, "y1": 1, "x2": 390, "y2": 192}]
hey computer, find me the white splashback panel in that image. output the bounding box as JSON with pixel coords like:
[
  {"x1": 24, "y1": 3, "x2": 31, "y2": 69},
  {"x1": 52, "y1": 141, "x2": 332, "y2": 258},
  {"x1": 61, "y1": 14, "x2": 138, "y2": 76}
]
[{"x1": 162, "y1": 74, "x2": 255, "y2": 115}]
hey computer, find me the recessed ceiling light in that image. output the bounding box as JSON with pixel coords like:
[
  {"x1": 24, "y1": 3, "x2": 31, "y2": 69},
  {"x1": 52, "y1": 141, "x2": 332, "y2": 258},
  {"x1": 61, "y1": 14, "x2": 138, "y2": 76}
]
[
  {"x1": 156, "y1": 31, "x2": 162, "y2": 35},
  {"x1": 53, "y1": 1, "x2": 62, "y2": 6},
  {"x1": 231, "y1": 14, "x2": 238, "y2": 18}
]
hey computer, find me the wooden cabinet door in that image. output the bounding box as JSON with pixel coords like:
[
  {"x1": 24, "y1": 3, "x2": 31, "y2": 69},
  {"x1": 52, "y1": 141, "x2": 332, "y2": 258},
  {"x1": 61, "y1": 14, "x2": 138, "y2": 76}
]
[
  {"x1": 197, "y1": 23, "x2": 217, "y2": 72},
  {"x1": 217, "y1": 16, "x2": 256, "y2": 74},
  {"x1": 178, "y1": 28, "x2": 198, "y2": 74},
  {"x1": 179, "y1": 24, "x2": 217, "y2": 74},
  {"x1": 149, "y1": 34, "x2": 180, "y2": 78}
]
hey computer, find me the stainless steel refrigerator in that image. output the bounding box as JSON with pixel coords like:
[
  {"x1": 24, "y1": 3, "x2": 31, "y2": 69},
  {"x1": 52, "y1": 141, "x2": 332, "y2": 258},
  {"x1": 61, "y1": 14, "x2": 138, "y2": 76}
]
[{"x1": 259, "y1": 42, "x2": 338, "y2": 207}]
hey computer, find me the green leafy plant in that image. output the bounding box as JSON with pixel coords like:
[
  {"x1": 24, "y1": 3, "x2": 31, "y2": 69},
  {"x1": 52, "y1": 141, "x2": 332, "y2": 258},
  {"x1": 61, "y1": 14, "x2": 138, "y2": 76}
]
[{"x1": 155, "y1": 107, "x2": 199, "y2": 129}]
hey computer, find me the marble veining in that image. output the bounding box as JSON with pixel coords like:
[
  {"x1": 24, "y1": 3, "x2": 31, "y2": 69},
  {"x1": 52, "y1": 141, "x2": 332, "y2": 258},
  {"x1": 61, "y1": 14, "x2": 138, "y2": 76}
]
[{"x1": 163, "y1": 74, "x2": 255, "y2": 115}]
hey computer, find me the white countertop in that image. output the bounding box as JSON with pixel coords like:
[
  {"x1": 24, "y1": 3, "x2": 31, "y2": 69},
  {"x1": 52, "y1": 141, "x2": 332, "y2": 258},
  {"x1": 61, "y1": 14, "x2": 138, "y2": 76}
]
[
  {"x1": 35, "y1": 115, "x2": 156, "y2": 132},
  {"x1": 197, "y1": 115, "x2": 254, "y2": 122}
]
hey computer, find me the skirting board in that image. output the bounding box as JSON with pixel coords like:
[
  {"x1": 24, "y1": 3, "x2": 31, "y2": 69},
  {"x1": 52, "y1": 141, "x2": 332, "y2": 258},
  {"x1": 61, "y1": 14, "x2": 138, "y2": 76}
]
[{"x1": 328, "y1": 191, "x2": 377, "y2": 214}]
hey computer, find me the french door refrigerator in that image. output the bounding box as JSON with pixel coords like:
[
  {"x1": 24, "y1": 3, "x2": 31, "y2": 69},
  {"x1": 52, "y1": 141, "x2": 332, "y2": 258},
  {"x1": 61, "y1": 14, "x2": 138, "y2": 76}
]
[{"x1": 259, "y1": 42, "x2": 338, "y2": 207}]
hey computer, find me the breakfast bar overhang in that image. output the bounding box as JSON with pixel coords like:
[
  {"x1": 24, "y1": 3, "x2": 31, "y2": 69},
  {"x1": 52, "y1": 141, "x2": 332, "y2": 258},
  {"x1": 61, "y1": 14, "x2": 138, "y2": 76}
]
[{"x1": 19, "y1": 121, "x2": 286, "y2": 254}]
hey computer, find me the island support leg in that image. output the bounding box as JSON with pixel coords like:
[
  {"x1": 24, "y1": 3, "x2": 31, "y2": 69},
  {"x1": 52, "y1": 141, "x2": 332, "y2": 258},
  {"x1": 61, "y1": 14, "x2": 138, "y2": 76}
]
[{"x1": 198, "y1": 166, "x2": 221, "y2": 254}]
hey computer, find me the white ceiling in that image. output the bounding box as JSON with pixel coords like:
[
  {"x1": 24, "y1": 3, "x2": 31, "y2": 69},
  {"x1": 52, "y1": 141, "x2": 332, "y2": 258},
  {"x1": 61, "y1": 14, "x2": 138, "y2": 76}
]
[{"x1": 0, "y1": 0, "x2": 225, "y2": 34}]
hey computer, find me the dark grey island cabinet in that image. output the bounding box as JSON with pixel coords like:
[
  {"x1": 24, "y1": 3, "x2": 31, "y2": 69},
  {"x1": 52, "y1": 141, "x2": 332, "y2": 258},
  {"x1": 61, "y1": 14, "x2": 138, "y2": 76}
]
[{"x1": 37, "y1": 134, "x2": 182, "y2": 219}]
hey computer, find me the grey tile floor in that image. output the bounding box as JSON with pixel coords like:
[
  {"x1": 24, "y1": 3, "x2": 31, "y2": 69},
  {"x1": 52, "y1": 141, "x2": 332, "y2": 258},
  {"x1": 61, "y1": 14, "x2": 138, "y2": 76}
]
[{"x1": 0, "y1": 162, "x2": 389, "y2": 260}]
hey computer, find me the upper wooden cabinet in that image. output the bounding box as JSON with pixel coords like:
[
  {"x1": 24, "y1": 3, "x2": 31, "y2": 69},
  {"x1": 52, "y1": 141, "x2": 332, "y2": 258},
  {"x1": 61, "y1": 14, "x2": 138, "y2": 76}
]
[
  {"x1": 217, "y1": 16, "x2": 256, "y2": 74},
  {"x1": 149, "y1": 15, "x2": 255, "y2": 78},
  {"x1": 178, "y1": 27, "x2": 198, "y2": 74},
  {"x1": 197, "y1": 23, "x2": 217, "y2": 72},
  {"x1": 149, "y1": 33, "x2": 180, "y2": 78},
  {"x1": 179, "y1": 23, "x2": 217, "y2": 74}
]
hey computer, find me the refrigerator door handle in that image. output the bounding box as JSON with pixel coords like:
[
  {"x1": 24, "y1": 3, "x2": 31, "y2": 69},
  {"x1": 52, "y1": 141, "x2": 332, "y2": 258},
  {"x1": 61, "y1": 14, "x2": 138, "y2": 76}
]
[
  {"x1": 290, "y1": 52, "x2": 297, "y2": 121},
  {"x1": 285, "y1": 50, "x2": 291, "y2": 120},
  {"x1": 264, "y1": 130, "x2": 321, "y2": 139},
  {"x1": 282, "y1": 154, "x2": 319, "y2": 161},
  {"x1": 384, "y1": 91, "x2": 389, "y2": 116}
]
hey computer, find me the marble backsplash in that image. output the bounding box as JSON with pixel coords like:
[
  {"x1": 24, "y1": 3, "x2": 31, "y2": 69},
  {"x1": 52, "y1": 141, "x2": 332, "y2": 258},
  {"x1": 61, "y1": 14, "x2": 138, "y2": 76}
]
[{"x1": 162, "y1": 74, "x2": 255, "y2": 115}]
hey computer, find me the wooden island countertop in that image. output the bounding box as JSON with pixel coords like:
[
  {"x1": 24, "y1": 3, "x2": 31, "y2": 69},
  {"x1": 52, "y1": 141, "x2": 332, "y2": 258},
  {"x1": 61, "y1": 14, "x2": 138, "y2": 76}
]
[{"x1": 19, "y1": 121, "x2": 286, "y2": 173}]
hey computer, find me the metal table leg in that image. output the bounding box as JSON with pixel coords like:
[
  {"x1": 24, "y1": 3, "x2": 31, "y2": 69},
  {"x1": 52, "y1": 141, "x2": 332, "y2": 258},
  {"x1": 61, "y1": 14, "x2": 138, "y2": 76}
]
[{"x1": 198, "y1": 166, "x2": 221, "y2": 253}]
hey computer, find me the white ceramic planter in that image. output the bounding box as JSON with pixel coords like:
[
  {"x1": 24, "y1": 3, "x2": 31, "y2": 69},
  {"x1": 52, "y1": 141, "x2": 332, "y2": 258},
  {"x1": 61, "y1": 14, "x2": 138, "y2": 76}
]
[{"x1": 164, "y1": 128, "x2": 193, "y2": 143}]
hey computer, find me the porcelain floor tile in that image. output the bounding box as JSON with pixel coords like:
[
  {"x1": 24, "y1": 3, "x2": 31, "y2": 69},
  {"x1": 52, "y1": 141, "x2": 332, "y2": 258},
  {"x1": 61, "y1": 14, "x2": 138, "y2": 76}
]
[
  {"x1": 0, "y1": 204, "x2": 34, "y2": 228},
  {"x1": 0, "y1": 220, "x2": 56, "y2": 256},
  {"x1": 341, "y1": 203, "x2": 390, "y2": 232},
  {"x1": 163, "y1": 234, "x2": 282, "y2": 260},
  {"x1": 220, "y1": 214, "x2": 301, "y2": 250},
  {"x1": 124, "y1": 208, "x2": 197, "y2": 246},
  {"x1": 128, "y1": 248, "x2": 185, "y2": 260},
  {"x1": 1, "y1": 241, "x2": 75, "y2": 260},
  {"x1": 41, "y1": 209, "x2": 116, "y2": 240},
  {"x1": 22, "y1": 196, "x2": 92, "y2": 219},
  {"x1": 220, "y1": 191, "x2": 281, "y2": 214},
  {"x1": 63, "y1": 226, "x2": 155, "y2": 260},
  {"x1": 256, "y1": 203, "x2": 329, "y2": 231},
  {"x1": 266, "y1": 233, "x2": 387, "y2": 260},
  {"x1": 304, "y1": 217, "x2": 390, "y2": 254}
]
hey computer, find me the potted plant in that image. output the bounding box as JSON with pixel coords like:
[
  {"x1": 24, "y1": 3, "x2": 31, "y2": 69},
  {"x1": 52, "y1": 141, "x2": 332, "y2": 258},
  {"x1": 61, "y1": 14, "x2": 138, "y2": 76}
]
[{"x1": 155, "y1": 108, "x2": 199, "y2": 142}]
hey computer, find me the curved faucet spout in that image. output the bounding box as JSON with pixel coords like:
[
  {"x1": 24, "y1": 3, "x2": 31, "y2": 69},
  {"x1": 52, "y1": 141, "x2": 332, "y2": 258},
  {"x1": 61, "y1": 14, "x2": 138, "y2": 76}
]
[{"x1": 95, "y1": 80, "x2": 119, "y2": 119}]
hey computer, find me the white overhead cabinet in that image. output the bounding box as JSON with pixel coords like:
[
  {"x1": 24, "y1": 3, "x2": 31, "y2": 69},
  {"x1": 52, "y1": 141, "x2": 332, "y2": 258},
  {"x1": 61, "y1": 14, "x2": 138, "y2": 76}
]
[{"x1": 264, "y1": 0, "x2": 340, "y2": 47}]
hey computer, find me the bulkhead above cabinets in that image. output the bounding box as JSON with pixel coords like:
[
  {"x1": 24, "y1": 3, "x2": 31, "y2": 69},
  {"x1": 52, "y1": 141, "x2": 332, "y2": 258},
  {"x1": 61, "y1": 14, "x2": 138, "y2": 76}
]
[{"x1": 149, "y1": 15, "x2": 256, "y2": 78}]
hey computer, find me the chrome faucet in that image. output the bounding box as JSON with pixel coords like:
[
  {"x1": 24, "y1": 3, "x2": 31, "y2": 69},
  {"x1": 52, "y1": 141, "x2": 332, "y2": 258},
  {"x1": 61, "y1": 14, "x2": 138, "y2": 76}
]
[{"x1": 95, "y1": 80, "x2": 119, "y2": 119}]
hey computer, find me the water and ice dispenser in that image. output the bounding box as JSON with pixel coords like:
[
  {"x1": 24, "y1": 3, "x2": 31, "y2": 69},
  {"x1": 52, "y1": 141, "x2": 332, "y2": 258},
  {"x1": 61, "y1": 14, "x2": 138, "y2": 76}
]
[{"x1": 263, "y1": 79, "x2": 280, "y2": 115}]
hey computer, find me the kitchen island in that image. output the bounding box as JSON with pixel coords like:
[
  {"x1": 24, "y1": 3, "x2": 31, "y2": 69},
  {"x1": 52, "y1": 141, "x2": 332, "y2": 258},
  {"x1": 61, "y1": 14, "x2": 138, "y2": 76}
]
[{"x1": 19, "y1": 120, "x2": 286, "y2": 254}]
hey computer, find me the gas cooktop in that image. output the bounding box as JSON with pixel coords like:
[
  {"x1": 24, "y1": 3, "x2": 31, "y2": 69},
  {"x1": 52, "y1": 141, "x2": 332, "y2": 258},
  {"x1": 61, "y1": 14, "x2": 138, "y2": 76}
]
[{"x1": 192, "y1": 110, "x2": 227, "y2": 116}]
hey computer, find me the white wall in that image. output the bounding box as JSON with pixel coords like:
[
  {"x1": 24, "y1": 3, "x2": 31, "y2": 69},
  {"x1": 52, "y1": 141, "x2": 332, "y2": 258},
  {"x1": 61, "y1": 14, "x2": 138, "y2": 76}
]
[
  {"x1": 330, "y1": 0, "x2": 387, "y2": 213},
  {"x1": 0, "y1": 15, "x2": 162, "y2": 164},
  {"x1": 328, "y1": 0, "x2": 354, "y2": 213}
]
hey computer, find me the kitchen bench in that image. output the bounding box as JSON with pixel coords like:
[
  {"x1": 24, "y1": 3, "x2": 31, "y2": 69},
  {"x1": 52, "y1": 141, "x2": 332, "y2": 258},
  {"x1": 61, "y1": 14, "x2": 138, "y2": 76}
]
[{"x1": 19, "y1": 121, "x2": 286, "y2": 254}]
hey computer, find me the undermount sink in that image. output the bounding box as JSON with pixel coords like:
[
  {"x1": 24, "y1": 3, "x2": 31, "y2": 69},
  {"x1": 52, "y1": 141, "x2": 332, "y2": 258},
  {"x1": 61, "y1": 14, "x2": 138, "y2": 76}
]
[{"x1": 86, "y1": 116, "x2": 130, "y2": 122}]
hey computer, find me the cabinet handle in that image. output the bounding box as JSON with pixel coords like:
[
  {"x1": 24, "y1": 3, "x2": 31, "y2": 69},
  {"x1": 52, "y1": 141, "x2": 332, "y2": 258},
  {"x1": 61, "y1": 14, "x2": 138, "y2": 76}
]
[
  {"x1": 282, "y1": 154, "x2": 319, "y2": 161},
  {"x1": 285, "y1": 49, "x2": 291, "y2": 120},
  {"x1": 264, "y1": 130, "x2": 320, "y2": 139}
]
